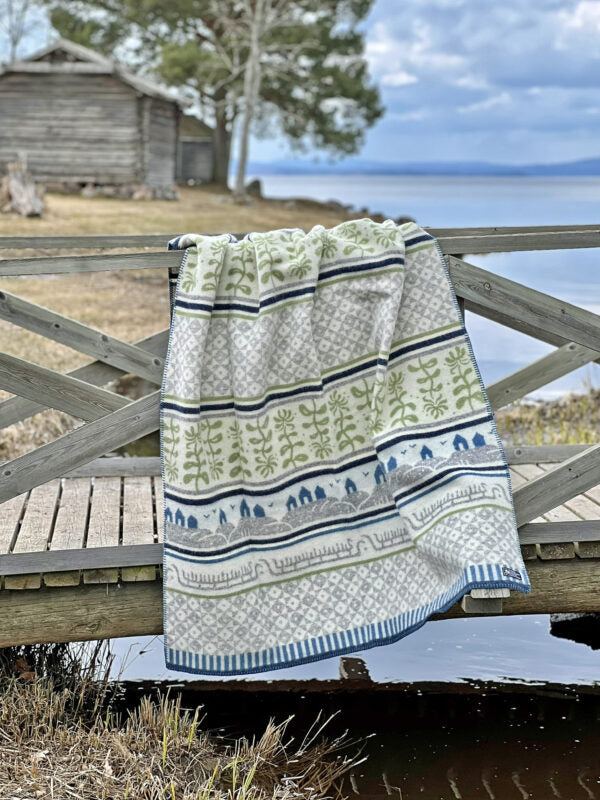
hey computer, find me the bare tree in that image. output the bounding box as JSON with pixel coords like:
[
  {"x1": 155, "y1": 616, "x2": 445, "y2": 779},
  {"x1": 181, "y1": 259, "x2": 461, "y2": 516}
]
[
  {"x1": 234, "y1": 0, "x2": 266, "y2": 196},
  {"x1": 0, "y1": 0, "x2": 35, "y2": 61}
]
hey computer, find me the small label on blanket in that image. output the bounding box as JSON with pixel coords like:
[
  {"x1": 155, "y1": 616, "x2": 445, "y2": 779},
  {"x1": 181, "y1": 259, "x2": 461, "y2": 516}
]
[{"x1": 502, "y1": 565, "x2": 523, "y2": 582}]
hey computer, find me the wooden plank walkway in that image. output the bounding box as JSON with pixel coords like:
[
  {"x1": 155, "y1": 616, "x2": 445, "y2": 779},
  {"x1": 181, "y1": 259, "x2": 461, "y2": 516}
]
[
  {"x1": 0, "y1": 457, "x2": 598, "y2": 646},
  {"x1": 0, "y1": 460, "x2": 598, "y2": 587},
  {"x1": 0, "y1": 467, "x2": 163, "y2": 585},
  {"x1": 1, "y1": 226, "x2": 600, "y2": 646}
]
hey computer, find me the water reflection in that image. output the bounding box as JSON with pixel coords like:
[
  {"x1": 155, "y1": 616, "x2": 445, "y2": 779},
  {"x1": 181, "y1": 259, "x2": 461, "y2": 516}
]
[
  {"x1": 117, "y1": 676, "x2": 600, "y2": 798},
  {"x1": 110, "y1": 615, "x2": 600, "y2": 685}
]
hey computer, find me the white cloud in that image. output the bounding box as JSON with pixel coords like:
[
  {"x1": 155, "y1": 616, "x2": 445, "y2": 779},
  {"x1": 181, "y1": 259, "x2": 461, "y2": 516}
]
[
  {"x1": 366, "y1": 21, "x2": 465, "y2": 81},
  {"x1": 458, "y1": 92, "x2": 512, "y2": 114},
  {"x1": 389, "y1": 109, "x2": 429, "y2": 122},
  {"x1": 559, "y1": 0, "x2": 600, "y2": 31},
  {"x1": 381, "y1": 71, "x2": 418, "y2": 87},
  {"x1": 555, "y1": 1, "x2": 600, "y2": 51},
  {"x1": 454, "y1": 75, "x2": 489, "y2": 90}
]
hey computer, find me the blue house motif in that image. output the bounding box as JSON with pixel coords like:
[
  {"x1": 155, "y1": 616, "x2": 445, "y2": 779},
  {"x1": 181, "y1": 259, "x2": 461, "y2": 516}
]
[
  {"x1": 240, "y1": 499, "x2": 251, "y2": 517},
  {"x1": 253, "y1": 504, "x2": 265, "y2": 517},
  {"x1": 187, "y1": 515, "x2": 198, "y2": 529},
  {"x1": 315, "y1": 485, "x2": 326, "y2": 500},
  {"x1": 374, "y1": 463, "x2": 386, "y2": 485},
  {"x1": 420, "y1": 445, "x2": 433, "y2": 460},
  {"x1": 175, "y1": 509, "x2": 185, "y2": 526},
  {"x1": 165, "y1": 507, "x2": 173, "y2": 522},
  {"x1": 219, "y1": 509, "x2": 227, "y2": 525},
  {"x1": 299, "y1": 486, "x2": 313, "y2": 505},
  {"x1": 345, "y1": 477, "x2": 357, "y2": 494},
  {"x1": 453, "y1": 434, "x2": 469, "y2": 451},
  {"x1": 387, "y1": 456, "x2": 397, "y2": 472},
  {"x1": 473, "y1": 432, "x2": 486, "y2": 447},
  {"x1": 286, "y1": 495, "x2": 297, "y2": 511}
]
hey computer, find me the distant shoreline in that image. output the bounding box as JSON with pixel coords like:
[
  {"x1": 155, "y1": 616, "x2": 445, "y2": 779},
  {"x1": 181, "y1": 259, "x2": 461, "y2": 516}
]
[
  {"x1": 247, "y1": 156, "x2": 600, "y2": 178},
  {"x1": 249, "y1": 169, "x2": 600, "y2": 179}
]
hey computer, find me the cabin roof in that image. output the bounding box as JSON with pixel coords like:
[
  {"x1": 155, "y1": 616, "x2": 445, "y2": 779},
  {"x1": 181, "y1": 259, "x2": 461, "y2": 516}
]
[
  {"x1": 180, "y1": 114, "x2": 213, "y2": 139},
  {"x1": 0, "y1": 37, "x2": 183, "y2": 106}
]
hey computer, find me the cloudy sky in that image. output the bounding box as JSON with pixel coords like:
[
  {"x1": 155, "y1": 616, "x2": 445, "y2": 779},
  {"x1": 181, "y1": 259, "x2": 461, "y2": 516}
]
[
  {"x1": 254, "y1": 0, "x2": 600, "y2": 165},
  {"x1": 3, "y1": 0, "x2": 600, "y2": 166}
]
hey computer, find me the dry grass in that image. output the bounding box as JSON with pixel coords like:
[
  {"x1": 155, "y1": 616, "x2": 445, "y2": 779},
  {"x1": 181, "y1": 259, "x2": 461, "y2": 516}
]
[
  {"x1": 0, "y1": 269, "x2": 170, "y2": 462},
  {"x1": 496, "y1": 388, "x2": 600, "y2": 446},
  {"x1": 0, "y1": 187, "x2": 351, "y2": 459},
  {"x1": 0, "y1": 186, "x2": 349, "y2": 238},
  {"x1": 0, "y1": 643, "x2": 360, "y2": 800},
  {"x1": 0, "y1": 186, "x2": 349, "y2": 372},
  {"x1": 0, "y1": 269, "x2": 170, "y2": 373},
  {"x1": 0, "y1": 408, "x2": 77, "y2": 461}
]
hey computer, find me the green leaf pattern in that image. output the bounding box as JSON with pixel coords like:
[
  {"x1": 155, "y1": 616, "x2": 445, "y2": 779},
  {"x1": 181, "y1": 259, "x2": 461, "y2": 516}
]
[
  {"x1": 299, "y1": 398, "x2": 332, "y2": 458},
  {"x1": 225, "y1": 239, "x2": 255, "y2": 296},
  {"x1": 166, "y1": 221, "x2": 492, "y2": 504},
  {"x1": 445, "y1": 345, "x2": 485, "y2": 410},
  {"x1": 407, "y1": 356, "x2": 449, "y2": 420}
]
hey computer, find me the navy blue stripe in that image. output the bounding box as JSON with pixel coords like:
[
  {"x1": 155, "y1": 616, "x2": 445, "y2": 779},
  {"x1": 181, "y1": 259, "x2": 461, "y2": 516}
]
[
  {"x1": 163, "y1": 380, "x2": 324, "y2": 415},
  {"x1": 393, "y1": 463, "x2": 508, "y2": 504},
  {"x1": 253, "y1": 284, "x2": 314, "y2": 309},
  {"x1": 389, "y1": 328, "x2": 464, "y2": 361},
  {"x1": 164, "y1": 451, "x2": 379, "y2": 507},
  {"x1": 166, "y1": 503, "x2": 397, "y2": 561},
  {"x1": 176, "y1": 299, "x2": 213, "y2": 313},
  {"x1": 377, "y1": 412, "x2": 493, "y2": 449},
  {"x1": 319, "y1": 255, "x2": 403, "y2": 281},
  {"x1": 162, "y1": 327, "x2": 465, "y2": 417},
  {"x1": 174, "y1": 254, "x2": 404, "y2": 315},
  {"x1": 405, "y1": 233, "x2": 434, "y2": 247},
  {"x1": 163, "y1": 353, "x2": 390, "y2": 416},
  {"x1": 322, "y1": 356, "x2": 386, "y2": 386},
  {"x1": 176, "y1": 285, "x2": 314, "y2": 315}
]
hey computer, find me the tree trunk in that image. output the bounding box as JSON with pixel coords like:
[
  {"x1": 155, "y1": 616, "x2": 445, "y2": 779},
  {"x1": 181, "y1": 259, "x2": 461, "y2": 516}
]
[
  {"x1": 212, "y1": 104, "x2": 232, "y2": 187},
  {"x1": 1, "y1": 154, "x2": 44, "y2": 217},
  {"x1": 234, "y1": 0, "x2": 266, "y2": 196}
]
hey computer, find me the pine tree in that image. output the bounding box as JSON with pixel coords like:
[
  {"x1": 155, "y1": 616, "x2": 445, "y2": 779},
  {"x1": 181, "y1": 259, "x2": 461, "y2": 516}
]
[{"x1": 46, "y1": 0, "x2": 383, "y2": 188}]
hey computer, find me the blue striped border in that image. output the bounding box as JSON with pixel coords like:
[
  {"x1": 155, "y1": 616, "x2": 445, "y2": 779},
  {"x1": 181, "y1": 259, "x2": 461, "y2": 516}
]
[{"x1": 164, "y1": 562, "x2": 530, "y2": 676}]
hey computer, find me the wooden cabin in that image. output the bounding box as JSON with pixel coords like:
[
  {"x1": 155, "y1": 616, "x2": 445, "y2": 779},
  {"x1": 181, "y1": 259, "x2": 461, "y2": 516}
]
[
  {"x1": 0, "y1": 38, "x2": 195, "y2": 194},
  {"x1": 178, "y1": 114, "x2": 214, "y2": 184}
]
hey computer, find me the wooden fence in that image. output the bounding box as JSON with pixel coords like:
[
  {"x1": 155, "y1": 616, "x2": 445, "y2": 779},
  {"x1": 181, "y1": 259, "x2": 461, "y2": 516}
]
[
  {"x1": 1, "y1": 225, "x2": 600, "y2": 643},
  {"x1": 2, "y1": 226, "x2": 600, "y2": 519}
]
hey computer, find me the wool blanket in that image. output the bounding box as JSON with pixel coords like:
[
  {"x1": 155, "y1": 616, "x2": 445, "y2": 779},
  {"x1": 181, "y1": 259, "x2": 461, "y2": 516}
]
[{"x1": 161, "y1": 219, "x2": 529, "y2": 675}]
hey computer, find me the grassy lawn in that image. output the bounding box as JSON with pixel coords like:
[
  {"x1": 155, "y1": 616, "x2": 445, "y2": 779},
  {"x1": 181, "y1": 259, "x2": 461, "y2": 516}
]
[
  {"x1": 0, "y1": 187, "x2": 348, "y2": 372},
  {"x1": 0, "y1": 187, "x2": 350, "y2": 458},
  {"x1": 0, "y1": 185, "x2": 348, "y2": 238}
]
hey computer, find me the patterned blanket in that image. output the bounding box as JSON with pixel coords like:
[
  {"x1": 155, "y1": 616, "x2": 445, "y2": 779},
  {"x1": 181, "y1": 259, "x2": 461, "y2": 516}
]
[{"x1": 161, "y1": 219, "x2": 529, "y2": 675}]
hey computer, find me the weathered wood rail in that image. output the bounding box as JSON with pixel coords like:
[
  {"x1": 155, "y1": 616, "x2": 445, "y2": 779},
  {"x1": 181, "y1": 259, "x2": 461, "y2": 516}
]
[{"x1": 1, "y1": 225, "x2": 600, "y2": 646}]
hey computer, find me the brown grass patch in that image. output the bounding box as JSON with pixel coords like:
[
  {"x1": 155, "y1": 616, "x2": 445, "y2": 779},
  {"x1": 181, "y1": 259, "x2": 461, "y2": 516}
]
[
  {"x1": 496, "y1": 388, "x2": 600, "y2": 446},
  {"x1": 0, "y1": 188, "x2": 352, "y2": 459},
  {"x1": 0, "y1": 269, "x2": 170, "y2": 373},
  {"x1": 0, "y1": 186, "x2": 349, "y2": 238},
  {"x1": 0, "y1": 643, "x2": 361, "y2": 799}
]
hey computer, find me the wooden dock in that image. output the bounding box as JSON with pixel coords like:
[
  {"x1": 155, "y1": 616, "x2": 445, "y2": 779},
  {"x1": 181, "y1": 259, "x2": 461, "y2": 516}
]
[{"x1": 1, "y1": 226, "x2": 600, "y2": 646}]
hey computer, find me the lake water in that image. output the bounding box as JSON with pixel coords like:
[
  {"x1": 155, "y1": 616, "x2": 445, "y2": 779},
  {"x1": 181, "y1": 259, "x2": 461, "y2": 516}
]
[
  {"x1": 120, "y1": 677, "x2": 600, "y2": 797},
  {"x1": 113, "y1": 175, "x2": 600, "y2": 693},
  {"x1": 256, "y1": 174, "x2": 600, "y2": 398}
]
